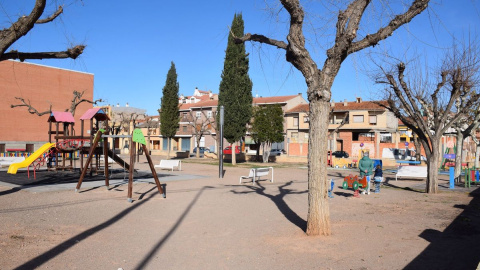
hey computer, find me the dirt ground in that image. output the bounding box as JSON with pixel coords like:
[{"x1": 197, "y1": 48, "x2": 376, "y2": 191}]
[{"x1": 0, "y1": 156, "x2": 479, "y2": 270}]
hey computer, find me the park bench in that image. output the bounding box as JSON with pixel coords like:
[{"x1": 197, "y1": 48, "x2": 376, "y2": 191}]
[
  {"x1": 396, "y1": 160, "x2": 421, "y2": 165},
  {"x1": 395, "y1": 165, "x2": 427, "y2": 181},
  {"x1": 0, "y1": 157, "x2": 25, "y2": 167},
  {"x1": 154, "y1": 159, "x2": 181, "y2": 171},
  {"x1": 239, "y1": 167, "x2": 274, "y2": 185}
]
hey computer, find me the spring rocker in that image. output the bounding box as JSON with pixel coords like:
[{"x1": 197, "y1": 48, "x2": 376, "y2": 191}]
[
  {"x1": 76, "y1": 128, "x2": 165, "y2": 202},
  {"x1": 342, "y1": 174, "x2": 368, "y2": 197}
]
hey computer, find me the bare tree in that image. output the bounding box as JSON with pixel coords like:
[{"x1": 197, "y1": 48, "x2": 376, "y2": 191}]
[
  {"x1": 235, "y1": 0, "x2": 430, "y2": 236},
  {"x1": 452, "y1": 104, "x2": 480, "y2": 182},
  {"x1": 187, "y1": 109, "x2": 215, "y2": 158},
  {"x1": 0, "y1": 0, "x2": 84, "y2": 62},
  {"x1": 376, "y1": 44, "x2": 480, "y2": 193},
  {"x1": 11, "y1": 90, "x2": 102, "y2": 116},
  {"x1": 143, "y1": 115, "x2": 160, "y2": 152}
]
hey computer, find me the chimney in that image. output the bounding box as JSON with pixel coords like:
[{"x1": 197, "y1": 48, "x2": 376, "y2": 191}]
[
  {"x1": 330, "y1": 99, "x2": 335, "y2": 107},
  {"x1": 343, "y1": 99, "x2": 348, "y2": 106},
  {"x1": 126, "y1": 103, "x2": 129, "y2": 107},
  {"x1": 298, "y1": 93, "x2": 302, "y2": 96},
  {"x1": 356, "y1": 97, "x2": 362, "y2": 103},
  {"x1": 116, "y1": 103, "x2": 120, "y2": 107}
]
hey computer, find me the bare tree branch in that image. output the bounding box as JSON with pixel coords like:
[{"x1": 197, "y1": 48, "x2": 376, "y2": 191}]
[
  {"x1": 0, "y1": 1, "x2": 84, "y2": 62},
  {"x1": 347, "y1": 0, "x2": 430, "y2": 55},
  {"x1": 10, "y1": 97, "x2": 51, "y2": 116},
  {"x1": 0, "y1": 45, "x2": 85, "y2": 62},
  {"x1": 68, "y1": 90, "x2": 103, "y2": 116},
  {"x1": 234, "y1": 33, "x2": 287, "y2": 50},
  {"x1": 36, "y1": 5, "x2": 63, "y2": 24}
]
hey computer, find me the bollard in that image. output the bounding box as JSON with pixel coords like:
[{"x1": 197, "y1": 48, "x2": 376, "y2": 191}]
[{"x1": 450, "y1": 167, "x2": 455, "y2": 189}]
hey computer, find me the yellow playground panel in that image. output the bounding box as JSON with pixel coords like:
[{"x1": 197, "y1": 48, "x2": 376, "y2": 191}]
[{"x1": 332, "y1": 157, "x2": 351, "y2": 168}]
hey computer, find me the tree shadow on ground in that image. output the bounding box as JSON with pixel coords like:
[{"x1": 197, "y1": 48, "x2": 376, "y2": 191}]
[
  {"x1": 404, "y1": 187, "x2": 480, "y2": 270},
  {"x1": 133, "y1": 186, "x2": 212, "y2": 270},
  {"x1": 12, "y1": 187, "x2": 164, "y2": 270},
  {"x1": 231, "y1": 181, "x2": 308, "y2": 232},
  {"x1": 0, "y1": 187, "x2": 21, "y2": 196},
  {"x1": 381, "y1": 177, "x2": 424, "y2": 193}
]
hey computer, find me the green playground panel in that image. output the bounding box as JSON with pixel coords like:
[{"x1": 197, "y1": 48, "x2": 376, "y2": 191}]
[{"x1": 132, "y1": 129, "x2": 146, "y2": 145}]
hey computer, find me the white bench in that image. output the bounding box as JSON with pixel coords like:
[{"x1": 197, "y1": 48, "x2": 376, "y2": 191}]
[
  {"x1": 239, "y1": 167, "x2": 274, "y2": 185},
  {"x1": 395, "y1": 165, "x2": 427, "y2": 181},
  {"x1": 0, "y1": 157, "x2": 25, "y2": 167},
  {"x1": 154, "y1": 159, "x2": 181, "y2": 171}
]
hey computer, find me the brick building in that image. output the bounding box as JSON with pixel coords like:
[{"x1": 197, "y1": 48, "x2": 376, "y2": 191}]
[{"x1": 0, "y1": 60, "x2": 94, "y2": 153}]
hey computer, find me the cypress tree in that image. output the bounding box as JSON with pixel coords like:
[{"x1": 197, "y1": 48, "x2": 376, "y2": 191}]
[
  {"x1": 160, "y1": 61, "x2": 180, "y2": 159},
  {"x1": 218, "y1": 13, "x2": 253, "y2": 165}
]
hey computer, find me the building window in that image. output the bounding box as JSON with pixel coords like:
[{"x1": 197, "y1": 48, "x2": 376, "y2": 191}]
[
  {"x1": 303, "y1": 115, "x2": 309, "y2": 123},
  {"x1": 291, "y1": 132, "x2": 298, "y2": 142},
  {"x1": 207, "y1": 111, "x2": 212, "y2": 118},
  {"x1": 182, "y1": 126, "x2": 187, "y2": 132},
  {"x1": 353, "y1": 115, "x2": 364, "y2": 123},
  {"x1": 196, "y1": 112, "x2": 201, "y2": 118},
  {"x1": 182, "y1": 112, "x2": 187, "y2": 119},
  {"x1": 293, "y1": 117, "x2": 299, "y2": 127},
  {"x1": 369, "y1": 115, "x2": 377, "y2": 125},
  {"x1": 380, "y1": 132, "x2": 392, "y2": 143}
]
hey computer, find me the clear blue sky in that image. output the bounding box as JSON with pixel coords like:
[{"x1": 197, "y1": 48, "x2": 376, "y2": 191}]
[{"x1": 2, "y1": 1, "x2": 479, "y2": 115}]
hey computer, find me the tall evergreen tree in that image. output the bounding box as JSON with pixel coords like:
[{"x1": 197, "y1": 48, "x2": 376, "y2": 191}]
[
  {"x1": 218, "y1": 13, "x2": 253, "y2": 165},
  {"x1": 160, "y1": 62, "x2": 180, "y2": 159}
]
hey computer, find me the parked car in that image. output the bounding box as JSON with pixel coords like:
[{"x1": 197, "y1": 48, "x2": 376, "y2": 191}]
[
  {"x1": 332, "y1": 151, "x2": 349, "y2": 158},
  {"x1": 269, "y1": 149, "x2": 283, "y2": 156},
  {"x1": 224, "y1": 146, "x2": 241, "y2": 154},
  {"x1": 193, "y1": 147, "x2": 209, "y2": 154}
]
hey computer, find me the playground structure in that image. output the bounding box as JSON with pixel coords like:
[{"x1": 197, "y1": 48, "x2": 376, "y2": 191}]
[
  {"x1": 7, "y1": 108, "x2": 131, "y2": 178},
  {"x1": 75, "y1": 128, "x2": 165, "y2": 202}
]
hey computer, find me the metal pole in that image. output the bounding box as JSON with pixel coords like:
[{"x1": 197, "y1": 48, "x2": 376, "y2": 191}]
[{"x1": 219, "y1": 106, "x2": 224, "y2": 178}]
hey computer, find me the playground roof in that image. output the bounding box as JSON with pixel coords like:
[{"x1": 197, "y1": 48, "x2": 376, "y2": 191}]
[
  {"x1": 48, "y1": 111, "x2": 75, "y2": 123},
  {"x1": 80, "y1": 108, "x2": 110, "y2": 121}
]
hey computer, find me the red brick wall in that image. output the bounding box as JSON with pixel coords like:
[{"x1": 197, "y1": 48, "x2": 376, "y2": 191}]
[
  {"x1": 288, "y1": 143, "x2": 308, "y2": 157},
  {"x1": 0, "y1": 61, "x2": 94, "y2": 143}
]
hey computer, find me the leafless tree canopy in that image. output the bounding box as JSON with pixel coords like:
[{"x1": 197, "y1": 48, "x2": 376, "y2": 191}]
[
  {"x1": 234, "y1": 0, "x2": 430, "y2": 236},
  {"x1": 11, "y1": 90, "x2": 103, "y2": 117},
  {"x1": 375, "y1": 42, "x2": 480, "y2": 193},
  {"x1": 187, "y1": 109, "x2": 215, "y2": 158},
  {"x1": 0, "y1": 0, "x2": 85, "y2": 62}
]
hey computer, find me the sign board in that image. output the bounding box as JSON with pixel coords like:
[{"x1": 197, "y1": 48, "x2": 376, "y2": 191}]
[{"x1": 444, "y1": 154, "x2": 456, "y2": 159}]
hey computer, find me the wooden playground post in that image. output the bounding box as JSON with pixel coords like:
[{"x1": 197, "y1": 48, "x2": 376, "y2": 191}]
[
  {"x1": 143, "y1": 143, "x2": 165, "y2": 197},
  {"x1": 103, "y1": 130, "x2": 110, "y2": 188},
  {"x1": 75, "y1": 129, "x2": 105, "y2": 192},
  {"x1": 127, "y1": 136, "x2": 135, "y2": 202}
]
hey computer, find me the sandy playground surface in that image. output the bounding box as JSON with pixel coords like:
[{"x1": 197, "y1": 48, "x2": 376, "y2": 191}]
[{"x1": 0, "y1": 155, "x2": 479, "y2": 270}]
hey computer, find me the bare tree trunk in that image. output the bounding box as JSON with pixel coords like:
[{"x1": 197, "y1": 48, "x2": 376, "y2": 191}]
[
  {"x1": 167, "y1": 138, "x2": 171, "y2": 159},
  {"x1": 413, "y1": 133, "x2": 422, "y2": 161},
  {"x1": 426, "y1": 139, "x2": 440, "y2": 194},
  {"x1": 196, "y1": 135, "x2": 201, "y2": 158},
  {"x1": 306, "y1": 98, "x2": 331, "y2": 236},
  {"x1": 262, "y1": 141, "x2": 272, "y2": 163},
  {"x1": 454, "y1": 130, "x2": 464, "y2": 183},
  {"x1": 232, "y1": 141, "x2": 237, "y2": 165}
]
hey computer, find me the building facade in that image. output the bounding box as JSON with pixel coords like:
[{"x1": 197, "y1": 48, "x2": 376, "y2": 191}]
[{"x1": 0, "y1": 60, "x2": 94, "y2": 153}]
